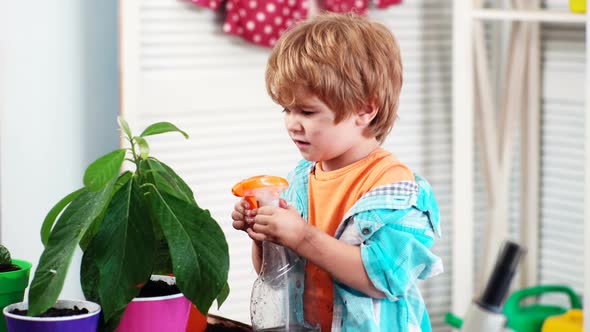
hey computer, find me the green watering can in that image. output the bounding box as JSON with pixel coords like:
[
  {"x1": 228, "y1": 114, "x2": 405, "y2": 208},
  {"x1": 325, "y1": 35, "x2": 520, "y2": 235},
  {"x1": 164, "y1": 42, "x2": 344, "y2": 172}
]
[
  {"x1": 445, "y1": 285, "x2": 582, "y2": 332},
  {"x1": 503, "y1": 285, "x2": 582, "y2": 332}
]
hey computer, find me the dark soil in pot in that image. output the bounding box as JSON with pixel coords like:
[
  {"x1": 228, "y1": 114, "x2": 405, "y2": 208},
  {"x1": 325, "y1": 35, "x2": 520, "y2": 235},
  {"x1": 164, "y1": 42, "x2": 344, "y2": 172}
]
[
  {"x1": 10, "y1": 306, "x2": 89, "y2": 317},
  {"x1": 206, "y1": 324, "x2": 251, "y2": 332},
  {"x1": 206, "y1": 314, "x2": 252, "y2": 332},
  {"x1": 0, "y1": 263, "x2": 20, "y2": 273},
  {"x1": 137, "y1": 279, "x2": 180, "y2": 297}
]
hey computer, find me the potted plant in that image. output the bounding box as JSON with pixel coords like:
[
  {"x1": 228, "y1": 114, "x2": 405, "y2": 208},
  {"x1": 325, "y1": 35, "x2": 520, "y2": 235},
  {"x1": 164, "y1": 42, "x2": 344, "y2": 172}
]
[
  {"x1": 0, "y1": 244, "x2": 32, "y2": 332},
  {"x1": 7, "y1": 118, "x2": 230, "y2": 332},
  {"x1": 3, "y1": 299, "x2": 101, "y2": 332}
]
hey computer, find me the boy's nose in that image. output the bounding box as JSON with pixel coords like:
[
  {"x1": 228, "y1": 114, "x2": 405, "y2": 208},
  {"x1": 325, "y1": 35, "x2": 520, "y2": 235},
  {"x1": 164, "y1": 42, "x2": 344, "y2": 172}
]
[{"x1": 285, "y1": 115, "x2": 303, "y2": 133}]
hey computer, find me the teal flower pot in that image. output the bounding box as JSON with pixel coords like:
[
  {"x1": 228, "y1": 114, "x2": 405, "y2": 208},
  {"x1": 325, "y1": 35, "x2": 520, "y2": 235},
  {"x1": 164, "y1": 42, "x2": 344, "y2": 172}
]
[{"x1": 0, "y1": 259, "x2": 32, "y2": 332}]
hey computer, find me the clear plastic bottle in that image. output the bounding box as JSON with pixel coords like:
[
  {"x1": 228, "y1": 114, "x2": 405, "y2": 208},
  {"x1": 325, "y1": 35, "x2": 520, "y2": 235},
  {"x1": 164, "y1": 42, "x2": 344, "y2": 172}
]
[{"x1": 233, "y1": 176, "x2": 319, "y2": 332}]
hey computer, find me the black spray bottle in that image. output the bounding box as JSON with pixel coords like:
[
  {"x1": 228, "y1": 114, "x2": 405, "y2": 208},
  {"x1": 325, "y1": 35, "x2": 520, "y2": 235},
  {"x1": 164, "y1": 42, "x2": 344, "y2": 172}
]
[{"x1": 459, "y1": 240, "x2": 526, "y2": 332}]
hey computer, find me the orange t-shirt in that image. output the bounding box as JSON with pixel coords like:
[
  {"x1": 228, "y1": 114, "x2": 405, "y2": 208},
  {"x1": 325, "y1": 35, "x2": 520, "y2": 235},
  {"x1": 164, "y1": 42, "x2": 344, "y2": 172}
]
[{"x1": 303, "y1": 148, "x2": 414, "y2": 331}]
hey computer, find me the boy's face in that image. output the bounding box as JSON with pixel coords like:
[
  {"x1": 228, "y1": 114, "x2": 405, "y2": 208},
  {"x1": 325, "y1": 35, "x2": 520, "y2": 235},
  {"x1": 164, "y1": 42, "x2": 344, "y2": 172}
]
[{"x1": 283, "y1": 88, "x2": 375, "y2": 171}]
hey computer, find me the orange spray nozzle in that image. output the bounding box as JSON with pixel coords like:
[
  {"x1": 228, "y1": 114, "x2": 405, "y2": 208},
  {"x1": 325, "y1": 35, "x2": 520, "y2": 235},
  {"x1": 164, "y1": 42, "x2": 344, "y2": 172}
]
[{"x1": 232, "y1": 175, "x2": 289, "y2": 209}]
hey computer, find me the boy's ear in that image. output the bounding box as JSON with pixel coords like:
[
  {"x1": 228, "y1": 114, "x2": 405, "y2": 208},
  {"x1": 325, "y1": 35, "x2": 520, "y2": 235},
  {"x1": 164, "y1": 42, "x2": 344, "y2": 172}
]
[{"x1": 355, "y1": 102, "x2": 378, "y2": 126}]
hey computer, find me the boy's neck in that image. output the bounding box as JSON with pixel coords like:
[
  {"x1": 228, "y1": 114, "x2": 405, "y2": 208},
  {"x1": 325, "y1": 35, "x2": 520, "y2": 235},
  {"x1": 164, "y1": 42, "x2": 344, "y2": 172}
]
[{"x1": 320, "y1": 138, "x2": 380, "y2": 172}]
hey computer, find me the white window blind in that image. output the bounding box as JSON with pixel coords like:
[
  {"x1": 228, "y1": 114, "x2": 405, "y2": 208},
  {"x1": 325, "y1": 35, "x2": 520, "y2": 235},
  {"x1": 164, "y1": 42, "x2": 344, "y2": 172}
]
[
  {"x1": 372, "y1": 2, "x2": 452, "y2": 331},
  {"x1": 539, "y1": 1, "x2": 585, "y2": 296},
  {"x1": 120, "y1": 0, "x2": 453, "y2": 330}
]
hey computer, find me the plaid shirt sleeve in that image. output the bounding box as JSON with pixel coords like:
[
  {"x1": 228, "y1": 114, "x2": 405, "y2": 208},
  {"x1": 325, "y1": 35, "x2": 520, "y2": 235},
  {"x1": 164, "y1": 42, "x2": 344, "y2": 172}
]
[{"x1": 361, "y1": 213, "x2": 443, "y2": 300}]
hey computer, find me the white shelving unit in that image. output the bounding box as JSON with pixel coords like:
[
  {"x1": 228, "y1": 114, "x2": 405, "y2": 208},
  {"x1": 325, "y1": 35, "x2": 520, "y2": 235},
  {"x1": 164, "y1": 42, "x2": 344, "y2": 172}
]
[
  {"x1": 472, "y1": 8, "x2": 586, "y2": 23},
  {"x1": 452, "y1": 4, "x2": 588, "y2": 329}
]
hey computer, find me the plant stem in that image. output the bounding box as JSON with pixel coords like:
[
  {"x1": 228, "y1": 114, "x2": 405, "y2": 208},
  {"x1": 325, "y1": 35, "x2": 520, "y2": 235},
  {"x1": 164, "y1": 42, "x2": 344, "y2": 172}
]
[{"x1": 129, "y1": 137, "x2": 140, "y2": 169}]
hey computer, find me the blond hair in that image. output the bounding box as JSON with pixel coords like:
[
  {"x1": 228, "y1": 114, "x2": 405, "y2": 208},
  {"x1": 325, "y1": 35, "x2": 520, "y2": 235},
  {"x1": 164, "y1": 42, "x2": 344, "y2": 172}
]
[{"x1": 266, "y1": 12, "x2": 403, "y2": 143}]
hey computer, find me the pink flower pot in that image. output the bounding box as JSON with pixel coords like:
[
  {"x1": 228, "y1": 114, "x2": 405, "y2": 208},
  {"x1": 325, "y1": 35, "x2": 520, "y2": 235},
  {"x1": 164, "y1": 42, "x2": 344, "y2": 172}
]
[{"x1": 115, "y1": 276, "x2": 191, "y2": 332}]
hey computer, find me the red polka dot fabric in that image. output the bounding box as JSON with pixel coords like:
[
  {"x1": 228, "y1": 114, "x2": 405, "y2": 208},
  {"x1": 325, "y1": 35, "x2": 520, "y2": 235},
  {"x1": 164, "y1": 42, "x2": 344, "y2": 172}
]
[{"x1": 189, "y1": 0, "x2": 402, "y2": 47}]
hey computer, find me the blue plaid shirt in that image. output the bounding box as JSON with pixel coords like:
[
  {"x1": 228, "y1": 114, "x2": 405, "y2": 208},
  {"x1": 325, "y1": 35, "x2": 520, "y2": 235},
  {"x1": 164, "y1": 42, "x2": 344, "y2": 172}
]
[{"x1": 281, "y1": 160, "x2": 443, "y2": 332}]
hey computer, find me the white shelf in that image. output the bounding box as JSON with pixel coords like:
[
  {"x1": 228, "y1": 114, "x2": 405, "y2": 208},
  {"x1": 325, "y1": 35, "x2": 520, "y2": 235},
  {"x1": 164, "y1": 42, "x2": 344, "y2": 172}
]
[
  {"x1": 454, "y1": 1, "x2": 590, "y2": 319},
  {"x1": 472, "y1": 9, "x2": 586, "y2": 24}
]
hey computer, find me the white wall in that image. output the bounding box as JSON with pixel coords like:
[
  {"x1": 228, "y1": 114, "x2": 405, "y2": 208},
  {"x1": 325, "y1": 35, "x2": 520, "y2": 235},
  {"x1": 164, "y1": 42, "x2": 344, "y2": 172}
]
[{"x1": 0, "y1": 1, "x2": 119, "y2": 298}]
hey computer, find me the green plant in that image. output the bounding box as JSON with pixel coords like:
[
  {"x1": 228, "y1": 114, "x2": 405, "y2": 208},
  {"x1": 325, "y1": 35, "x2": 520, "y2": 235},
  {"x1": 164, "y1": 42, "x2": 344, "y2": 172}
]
[
  {"x1": 27, "y1": 118, "x2": 230, "y2": 330},
  {"x1": 0, "y1": 245, "x2": 10, "y2": 266},
  {"x1": 0, "y1": 244, "x2": 20, "y2": 273}
]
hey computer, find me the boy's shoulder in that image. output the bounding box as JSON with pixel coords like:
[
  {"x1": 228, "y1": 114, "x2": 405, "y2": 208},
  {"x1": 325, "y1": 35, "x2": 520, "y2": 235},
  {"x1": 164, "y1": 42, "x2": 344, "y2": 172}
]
[
  {"x1": 286, "y1": 159, "x2": 314, "y2": 184},
  {"x1": 282, "y1": 160, "x2": 314, "y2": 210},
  {"x1": 347, "y1": 173, "x2": 441, "y2": 238}
]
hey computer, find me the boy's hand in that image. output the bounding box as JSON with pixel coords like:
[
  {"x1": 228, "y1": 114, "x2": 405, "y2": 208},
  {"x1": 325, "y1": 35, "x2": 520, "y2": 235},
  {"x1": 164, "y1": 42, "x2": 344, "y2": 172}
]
[
  {"x1": 231, "y1": 199, "x2": 249, "y2": 230},
  {"x1": 251, "y1": 201, "x2": 306, "y2": 250},
  {"x1": 232, "y1": 199, "x2": 265, "y2": 242}
]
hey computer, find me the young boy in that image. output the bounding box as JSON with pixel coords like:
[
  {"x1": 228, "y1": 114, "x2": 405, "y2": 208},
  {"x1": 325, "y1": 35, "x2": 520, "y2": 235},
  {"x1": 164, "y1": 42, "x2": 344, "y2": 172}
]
[{"x1": 232, "y1": 12, "x2": 443, "y2": 332}]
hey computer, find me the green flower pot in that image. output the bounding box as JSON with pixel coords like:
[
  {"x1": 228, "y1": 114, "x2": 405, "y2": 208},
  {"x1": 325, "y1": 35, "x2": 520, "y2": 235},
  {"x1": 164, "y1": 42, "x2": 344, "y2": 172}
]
[{"x1": 0, "y1": 259, "x2": 32, "y2": 332}]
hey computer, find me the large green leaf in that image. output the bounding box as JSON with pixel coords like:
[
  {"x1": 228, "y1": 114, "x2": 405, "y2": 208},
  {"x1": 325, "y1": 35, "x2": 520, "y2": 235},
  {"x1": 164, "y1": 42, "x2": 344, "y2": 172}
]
[
  {"x1": 84, "y1": 149, "x2": 126, "y2": 192},
  {"x1": 216, "y1": 282, "x2": 230, "y2": 309},
  {"x1": 153, "y1": 159, "x2": 197, "y2": 204},
  {"x1": 28, "y1": 179, "x2": 116, "y2": 316},
  {"x1": 151, "y1": 240, "x2": 173, "y2": 276},
  {"x1": 40, "y1": 188, "x2": 85, "y2": 247},
  {"x1": 80, "y1": 251, "x2": 100, "y2": 303},
  {"x1": 82, "y1": 176, "x2": 155, "y2": 324},
  {"x1": 138, "y1": 159, "x2": 196, "y2": 205},
  {"x1": 138, "y1": 158, "x2": 201, "y2": 275},
  {"x1": 144, "y1": 185, "x2": 229, "y2": 315},
  {"x1": 0, "y1": 245, "x2": 11, "y2": 265},
  {"x1": 140, "y1": 122, "x2": 189, "y2": 139},
  {"x1": 80, "y1": 172, "x2": 133, "y2": 251}
]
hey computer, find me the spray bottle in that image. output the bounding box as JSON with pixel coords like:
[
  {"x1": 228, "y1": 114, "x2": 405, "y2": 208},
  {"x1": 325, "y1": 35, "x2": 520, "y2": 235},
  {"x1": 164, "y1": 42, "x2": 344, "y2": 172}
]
[
  {"x1": 446, "y1": 240, "x2": 526, "y2": 332},
  {"x1": 232, "y1": 175, "x2": 318, "y2": 332}
]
